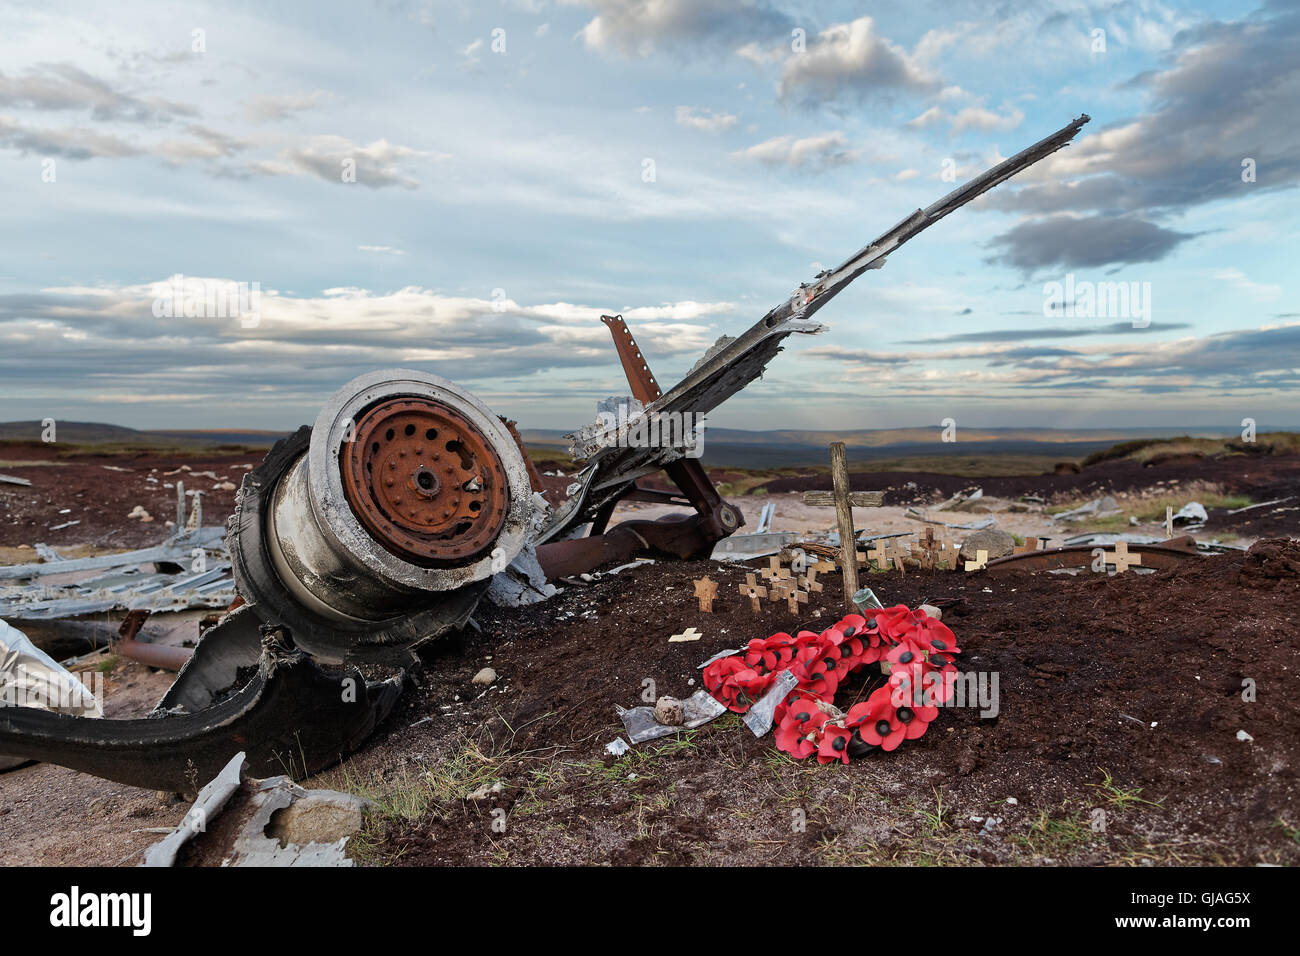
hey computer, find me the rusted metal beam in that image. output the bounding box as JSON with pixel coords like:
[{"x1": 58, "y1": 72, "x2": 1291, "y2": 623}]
[
  {"x1": 601, "y1": 314, "x2": 663, "y2": 404},
  {"x1": 982, "y1": 535, "x2": 1200, "y2": 576}
]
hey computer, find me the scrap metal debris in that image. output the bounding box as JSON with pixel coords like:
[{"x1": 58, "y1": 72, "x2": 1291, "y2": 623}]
[
  {"x1": 616, "y1": 688, "x2": 727, "y2": 744},
  {"x1": 742, "y1": 669, "x2": 799, "y2": 738},
  {"x1": 0, "y1": 622, "x2": 402, "y2": 792},
  {"x1": 143, "y1": 751, "x2": 366, "y2": 867},
  {"x1": 1171, "y1": 501, "x2": 1209, "y2": 530},
  {"x1": 1052, "y1": 496, "x2": 1122, "y2": 522}
]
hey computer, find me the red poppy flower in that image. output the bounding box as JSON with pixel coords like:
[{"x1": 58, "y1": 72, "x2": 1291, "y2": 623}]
[
  {"x1": 704, "y1": 657, "x2": 773, "y2": 712},
  {"x1": 908, "y1": 614, "x2": 959, "y2": 655},
  {"x1": 886, "y1": 664, "x2": 940, "y2": 734},
  {"x1": 853, "y1": 686, "x2": 908, "y2": 751},
  {"x1": 817, "y1": 723, "x2": 853, "y2": 764},
  {"x1": 775, "y1": 695, "x2": 830, "y2": 759}
]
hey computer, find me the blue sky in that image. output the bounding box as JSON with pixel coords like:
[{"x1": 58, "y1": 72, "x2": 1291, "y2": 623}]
[{"x1": 0, "y1": 0, "x2": 1295, "y2": 432}]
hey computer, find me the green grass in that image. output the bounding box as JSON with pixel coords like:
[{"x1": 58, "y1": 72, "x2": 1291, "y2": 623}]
[
  {"x1": 1011, "y1": 808, "x2": 1093, "y2": 857},
  {"x1": 1089, "y1": 768, "x2": 1165, "y2": 810}
]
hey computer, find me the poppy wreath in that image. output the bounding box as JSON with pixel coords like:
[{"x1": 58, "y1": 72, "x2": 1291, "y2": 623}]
[{"x1": 702, "y1": 607, "x2": 962, "y2": 763}]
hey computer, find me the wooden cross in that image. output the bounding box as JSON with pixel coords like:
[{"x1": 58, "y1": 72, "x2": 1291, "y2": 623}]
[
  {"x1": 694, "y1": 576, "x2": 718, "y2": 613},
  {"x1": 669, "y1": 627, "x2": 703, "y2": 643},
  {"x1": 866, "y1": 542, "x2": 889, "y2": 570},
  {"x1": 801, "y1": 441, "x2": 885, "y2": 610},
  {"x1": 761, "y1": 556, "x2": 791, "y2": 585},
  {"x1": 1103, "y1": 540, "x2": 1143, "y2": 574},
  {"x1": 811, "y1": 560, "x2": 836, "y2": 575},
  {"x1": 786, "y1": 588, "x2": 808, "y2": 614},
  {"x1": 739, "y1": 573, "x2": 767, "y2": 613},
  {"x1": 768, "y1": 578, "x2": 791, "y2": 603},
  {"x1": 916, "y1": 527, "x2": 940, "y2": 569},
  {"x1": 885, "y1": 538, "x2": 912, "y2": 574},
  {"x1": 803, "y1": 566, "x2": 824, "y2": 594},
  {"x1": 964, "y1": 549, "x2": 990, "y2": 572}
]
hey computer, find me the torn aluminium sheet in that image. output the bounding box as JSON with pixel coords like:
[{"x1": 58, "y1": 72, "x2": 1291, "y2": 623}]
[{"x1": 616, "y1": 688, "x2": 727, "y2": 744}]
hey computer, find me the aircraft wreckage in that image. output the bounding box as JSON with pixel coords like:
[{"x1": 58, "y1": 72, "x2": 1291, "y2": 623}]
[{"x1": 0, "y1": 115, "x2": 1090, "y2": 792}]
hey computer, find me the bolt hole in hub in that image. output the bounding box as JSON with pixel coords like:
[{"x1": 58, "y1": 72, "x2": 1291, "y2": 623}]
[{"x1": 340, "y1": 397, "x2": 508, "y2": 566}]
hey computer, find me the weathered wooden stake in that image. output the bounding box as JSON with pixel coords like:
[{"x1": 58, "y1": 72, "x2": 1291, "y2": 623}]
[{"x1": 829, "y1": 441, "x2": 859, "y2": 610}]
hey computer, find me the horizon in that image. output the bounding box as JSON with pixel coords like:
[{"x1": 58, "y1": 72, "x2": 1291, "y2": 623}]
[{"x1": 1, "y1": 1, "x2": 1296, "y2": 431}]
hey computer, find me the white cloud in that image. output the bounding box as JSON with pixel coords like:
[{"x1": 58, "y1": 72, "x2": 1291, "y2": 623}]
[
  {"x1": 777, "y1": 17, "x2": 941, "y2": 106},
  {"x1": 568, "y1": 0, "x2": 790, "y2": 58},
  {"x1": 674, "y1": 105, "x2": 737, "y2": 132},
  {"x1": 243, "y1": 91, "x2": 329, "y2": 123},
  {"x1": 249, "y1": 136, "x2": 445, "y2": 189},
  {"x1": 733, "y1": 131, "x2": 859, "y2": 170}
]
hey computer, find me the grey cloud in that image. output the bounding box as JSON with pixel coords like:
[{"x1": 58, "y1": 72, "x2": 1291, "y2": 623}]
[
  {"x1": 0, "y1": 117, "x2": 140, "y2": 159},
  {"x1": 985, "y1": 214, "x2": 1196, "y2": 271},
  {"x1": 802, "y1": 345, "x2": 911, "y2": 365},
  {"x1": 991, "y1": 6, "x2": 1300, "y2": 219},
  {"x1": 0, "y1": 63, "x2": 197, "y2": 124},
  {"x1": 903, "y1": 320, "x2": 1192, "y2": 344}
]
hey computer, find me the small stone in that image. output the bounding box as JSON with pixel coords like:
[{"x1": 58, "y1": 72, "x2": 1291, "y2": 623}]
[
  {"x1": 467, "y1": 781, "x2": 502, "y2": 801},
  {"x1": 1236, "y1": 730, "x2": 1254, "y2": 742},
  {"x1": 1005, "y1": 796, "x2": 1018, "y2": 805},
  {"x1": 654, "y1": 696, "x2": 685, "y2": 726},
  {"x1": 918, "y1": 603, "x2": 942, "y2": 620},
  {"x1": 472, "y1": 667, "x2": 497, "y2": 687}
]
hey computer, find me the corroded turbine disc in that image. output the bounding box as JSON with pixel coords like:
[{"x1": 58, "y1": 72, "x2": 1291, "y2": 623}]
[{"x1": 341, "y1": 397, "x2": 508, "y2": 564}]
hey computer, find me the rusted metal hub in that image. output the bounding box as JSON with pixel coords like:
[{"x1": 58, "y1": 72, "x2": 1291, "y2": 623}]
[{"x1": 341, "y1": 397, "x2": 508, "y2": 565}]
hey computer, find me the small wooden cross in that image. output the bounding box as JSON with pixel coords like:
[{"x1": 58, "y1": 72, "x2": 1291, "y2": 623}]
[
  {"x1": 885, "y1": 538, "x2": 911, "y2": 574},
  {"x1": 739, "y1": 573, "x2": 767, "y2": 613},
  {"x1": 964, "y1": 549, "x2": 990, "y2": 572},
  {"x1": 916, "y1": 527, "x2": 940, "y2": 569},
  {"x1": 669, "y1": 627, "x2": 703, "y2": 643},
  {"x1": 1103, "y1": 540, "x2": 1143, "y2": 574},
  {"x1": 866, "y1": 542, "x2": 889, "y2": 570},
  {"x1": 786, "y1": 588, "x2": 808, "y2": 614},
  {"x1": 760, "y1": 556, "x2": 785, "y2": 582},
  {"x1": 694, "y1": 576, "x2": 718, "y2": 613},
  {"x1": 1013, "y1": 536, "x2": 1041, "y2": 555},
  {"x1": 768, "y1": 579, "x2": 790, "y2": 603},
  {"x1": 803, "y1": 567, "x2": 824, "y2": 594},
  {"x1": 811, "y1": 560, "x2": 836, "y2": 574}
]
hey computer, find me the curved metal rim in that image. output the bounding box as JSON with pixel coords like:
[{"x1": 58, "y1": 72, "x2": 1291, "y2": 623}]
[{"x1": 308, "y1": 369, "x2": 535, "y2": 592}]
